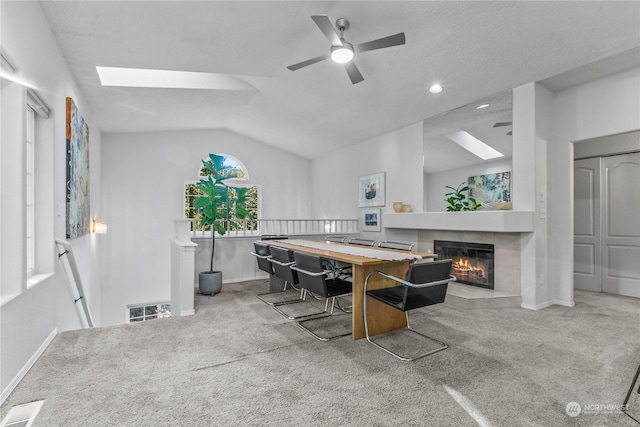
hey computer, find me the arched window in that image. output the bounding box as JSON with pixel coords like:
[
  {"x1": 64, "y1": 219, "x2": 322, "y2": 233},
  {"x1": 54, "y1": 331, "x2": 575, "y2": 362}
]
[{"x1": 184, "y1": 154, "x2": 259, "y2": 233}]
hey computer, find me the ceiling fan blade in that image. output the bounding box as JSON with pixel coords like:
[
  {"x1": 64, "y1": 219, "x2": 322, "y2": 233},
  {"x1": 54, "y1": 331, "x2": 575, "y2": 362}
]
[
  {"x1": 355, "y1": 32, "x2": 406, "y2": 54},
  {"x1": 287, "y1": 54, "x2": 330, "y2": 71},
  {"x1": 311, "y1": 15, "x2": 342, "y2": 46},
  {"x1": 493, "y1": 121, "x2": 513, "y2": 128},
  {"x1": 344, "y1": 62, "x2": 364, "y2": 84}
]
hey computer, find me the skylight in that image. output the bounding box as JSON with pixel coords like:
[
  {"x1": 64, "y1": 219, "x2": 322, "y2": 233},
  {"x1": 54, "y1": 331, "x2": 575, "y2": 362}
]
[
  {"x1": 95, "y1": 67, "x2": 256, "y2": 90},
  {"x1": 446, "y1": 130, "x2": 504, "y2": 160}
]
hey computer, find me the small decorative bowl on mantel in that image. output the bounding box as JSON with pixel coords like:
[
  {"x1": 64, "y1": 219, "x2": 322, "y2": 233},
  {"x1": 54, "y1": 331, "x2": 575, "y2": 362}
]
[
  {"x1": 393, "y1": 202, "x2": 404, "y2": 213},
  {"x1": 401, "y1": 204, "x2": 413, "y2": 213}
]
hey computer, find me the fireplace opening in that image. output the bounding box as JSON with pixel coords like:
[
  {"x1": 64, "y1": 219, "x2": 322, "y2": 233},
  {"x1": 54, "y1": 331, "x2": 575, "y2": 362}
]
[{"x1": 434, "y1": 240, "x2": 494, "y2": 289}]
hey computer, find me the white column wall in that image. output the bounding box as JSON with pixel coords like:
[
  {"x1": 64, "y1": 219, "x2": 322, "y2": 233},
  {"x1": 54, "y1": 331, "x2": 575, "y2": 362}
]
[
  {"x1": 100, "y1": 129, "x2": 312, "y2": 326},
  {"x1": 513, "y1": 83, "x2": 554, "y2": 309},
  {"x1": 549, "y1": 67, "x2": 640, "y2": 305},
  {"x1": 1, "y1": 1, "x2": 103, "y2": 400},
  {"x1": 309, "y1": 122, "x2": 424, "y2": 243}
]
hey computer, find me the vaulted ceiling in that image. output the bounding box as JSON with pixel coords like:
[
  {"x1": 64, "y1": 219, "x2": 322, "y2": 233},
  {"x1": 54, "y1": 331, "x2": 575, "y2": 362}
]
[{"x1": 39, "y1": 1, "x2": 640, "y2": 161}]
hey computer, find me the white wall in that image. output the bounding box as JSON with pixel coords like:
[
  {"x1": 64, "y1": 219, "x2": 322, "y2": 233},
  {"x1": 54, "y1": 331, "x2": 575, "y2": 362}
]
[
  {"x1": 424, "y1": 158, "x2": 512, "y2": 212},
  {"x1": 548, "y1": 67, "x2": 640, "y2": 305},
  {"x1": 100, "y1": 129, "x2": 312, "y2": 326},
  {"x1": 310, "y1": 122, "x2": 424, "y2": 243},
  {"x1": 0, "y1": 1, "x2": 103, "y2": 400}
]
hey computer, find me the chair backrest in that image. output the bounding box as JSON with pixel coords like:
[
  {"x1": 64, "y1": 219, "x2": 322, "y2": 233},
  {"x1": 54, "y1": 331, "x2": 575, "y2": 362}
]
[
  {"x1": 402, "y1": 259, "x2": 453, "y2": 311},
  {"x1": 269, "y1": 246, "x2": 298, "y2": 285},
  {"x1": 253, "y1": 241, "x2": 273, "y2": 274},
  {"x1": 292, "y1": 251, "x2": 329, "y2": 298},
  {"x1": 347, "y1": 238, "x2": 377, "y2": 247},
  {"x1": 325, "y1": 236, "x2": 346, "y2": 243},
  {"x1": 377, "y1": 241, "x2": 415, "y2": 252}
]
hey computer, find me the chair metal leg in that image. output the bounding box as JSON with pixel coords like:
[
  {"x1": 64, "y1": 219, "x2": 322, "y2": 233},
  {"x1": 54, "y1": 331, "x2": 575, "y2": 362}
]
[
  {"x1": 334, "y1": 295, "x2": 352, "y2": 313},
  {"x1": 363, "y1": 296, "x2": 447, "y2": 361},
  {"x1": 623, "y1": 362, "x2": 640, "y2": 423},
  {"x1": 296, "y1": 297, "x2": 351, "y2": 341},
  {"x1": 256, "y1": 281, "x2": 305, "y2": 306},
  {"x1": 271, "y1": 289, "x2": 332, "y2": 321}
]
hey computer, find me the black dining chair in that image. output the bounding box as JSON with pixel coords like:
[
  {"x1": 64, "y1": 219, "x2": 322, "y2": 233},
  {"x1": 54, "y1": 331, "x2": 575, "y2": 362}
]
[
  {"x1": 290, "y1": 251, "x2": 353, "y2": 340},
  {"x1": 363, "y1": 259, "x2": 456, "y2": 361},
  {"x1": 269, "y1": 246, "x2": 326, "y2": 320},
  {"x1": 377, "y1": 241, "x2": 416, "y2": 252},
  {"x1": 347, "y1": 238, "x2": 377, "y2": 247},
  {"x1": 251, "y1": 241, "x2": 300, "y2": 306}
]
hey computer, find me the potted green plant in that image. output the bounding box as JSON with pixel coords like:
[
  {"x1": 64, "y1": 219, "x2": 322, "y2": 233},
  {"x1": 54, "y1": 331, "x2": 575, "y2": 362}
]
[
  {"x1": 445, "y1": 182, "x2": 481, "y2": 212},
  {"x1": 193, "y1": 154, "x2": 254, "y2": 295}
]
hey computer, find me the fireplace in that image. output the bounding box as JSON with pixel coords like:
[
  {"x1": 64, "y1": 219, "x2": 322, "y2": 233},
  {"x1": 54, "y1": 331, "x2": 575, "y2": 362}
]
[{"x1": 434, "y1": 240, "x2": 494, "y2": 289}]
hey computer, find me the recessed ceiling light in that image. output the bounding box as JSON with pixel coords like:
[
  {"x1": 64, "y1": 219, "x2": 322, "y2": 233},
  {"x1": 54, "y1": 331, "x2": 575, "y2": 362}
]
[
  {"x1": 429, "y1": 83, "x2": 443, "y2": 94},
  {"x1": 476, "y1": 104, "x2": 489, "y2": 109},
  {"x1": 95, "y1": 66, "x2": 256, "y2": 90},
  {"x1": 447, "y1": 130, "x2": 504, "y2": 160}
]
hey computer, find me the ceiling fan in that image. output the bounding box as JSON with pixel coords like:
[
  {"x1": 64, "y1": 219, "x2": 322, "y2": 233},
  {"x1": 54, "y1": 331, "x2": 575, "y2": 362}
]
[
  {"x1": 287, "y1": 15, "x2": 405, "y2": 84},
  {"x1": 493, "y1": 121, "x2": 513, "y2": 136}
]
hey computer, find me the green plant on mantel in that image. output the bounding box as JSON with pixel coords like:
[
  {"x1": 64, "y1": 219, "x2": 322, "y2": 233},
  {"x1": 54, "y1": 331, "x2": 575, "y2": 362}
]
[{"x1": 445, "y1": 182, "x2": 481, "y2": 212}]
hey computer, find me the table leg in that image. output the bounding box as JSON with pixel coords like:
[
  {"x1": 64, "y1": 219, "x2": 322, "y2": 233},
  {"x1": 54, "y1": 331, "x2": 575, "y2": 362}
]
[{"x1": 352, "y1": 261, "x2": 410, "y2": 340}]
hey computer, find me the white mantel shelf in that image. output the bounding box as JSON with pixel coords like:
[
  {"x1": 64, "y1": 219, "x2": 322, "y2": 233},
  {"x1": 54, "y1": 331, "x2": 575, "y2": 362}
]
[{"x1": 383, "y1": 211, "x2": 535, "y2": 233}]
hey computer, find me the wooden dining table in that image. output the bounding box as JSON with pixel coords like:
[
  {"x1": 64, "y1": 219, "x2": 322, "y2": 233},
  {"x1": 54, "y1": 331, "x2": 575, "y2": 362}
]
[{"x1": 266, "y1": 239, "x2": 437, "y2": 340}]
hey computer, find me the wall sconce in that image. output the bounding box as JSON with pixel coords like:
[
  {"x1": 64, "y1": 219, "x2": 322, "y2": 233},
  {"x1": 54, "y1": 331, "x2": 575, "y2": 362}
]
[{"x1": 92, "y1": 219, "x2": 108, "y2": 234}]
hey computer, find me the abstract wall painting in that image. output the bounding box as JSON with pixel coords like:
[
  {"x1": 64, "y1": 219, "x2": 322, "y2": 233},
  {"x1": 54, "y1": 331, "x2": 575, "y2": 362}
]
[
  {"x1": 468, "y1": 171, "x2": 511, "y2": 210},
  {"x1": 66, "y1": 97, "x2": 90, "y2": 239},
  {"x1": 358, "y1": 172, "x2": 385, "y2": 207}
]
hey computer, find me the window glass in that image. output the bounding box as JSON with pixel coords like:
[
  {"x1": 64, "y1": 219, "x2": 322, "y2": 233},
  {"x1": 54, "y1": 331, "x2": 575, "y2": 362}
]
[{"x1": 184, "y1": 154, "x2": 258, "y2": 233}]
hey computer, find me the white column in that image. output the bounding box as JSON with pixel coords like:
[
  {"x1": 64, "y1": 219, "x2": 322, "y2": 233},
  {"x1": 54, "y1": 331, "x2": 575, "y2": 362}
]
[
  {"x1": 170, "y1": 220, "x2": 197, "y2": 316},
  {"x1": 513, "y1": 83, "x2": 555, "y2": 309}
]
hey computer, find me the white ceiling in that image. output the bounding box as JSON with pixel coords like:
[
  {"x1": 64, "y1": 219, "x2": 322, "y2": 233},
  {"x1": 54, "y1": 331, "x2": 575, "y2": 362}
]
[{"x1": 38, "y1": 1, "x2": 640, "y2": 161}]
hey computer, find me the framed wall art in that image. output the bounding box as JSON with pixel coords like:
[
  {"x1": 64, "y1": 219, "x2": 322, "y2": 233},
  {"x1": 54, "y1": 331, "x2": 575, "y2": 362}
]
[
  {"x1": 361, "y1": 208, "x2": 381, "y2": 232},
  {"x1": 468, "y1": 171, "x2": 511, "y2": 210},
  {"x1": 358, "y1": 172, "x2": 385, "y2": 207},
  {"x1": 66, "y1": 97, "x2": 91, "y2": 239}
]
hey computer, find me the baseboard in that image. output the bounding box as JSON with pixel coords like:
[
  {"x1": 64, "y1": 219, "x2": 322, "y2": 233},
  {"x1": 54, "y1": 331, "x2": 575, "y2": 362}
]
[
  {"x1": 521, "y1": 299, "x2": 575, "y2": 310},
  {"x1": 192, "y1": 275, "x2": 268, "y2": 293},
  {"x1": 223, "y1": 275, "x2": 268, "y2": 284},
  {"x1": 180, "y1": 309, "x2": 195, "y2": 316},
  {"x1": 0, "y1": 328, "x2": 57, "y2": 405}
]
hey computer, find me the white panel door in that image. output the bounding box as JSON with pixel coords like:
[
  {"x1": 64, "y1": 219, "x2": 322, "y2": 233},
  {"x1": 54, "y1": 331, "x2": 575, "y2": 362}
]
[
  {"x1": 602, "y1": 152, "x2": 640, "y2": 297},
  {"x1": 574, "y1": 158, "x2": 601, "y2": 292}
]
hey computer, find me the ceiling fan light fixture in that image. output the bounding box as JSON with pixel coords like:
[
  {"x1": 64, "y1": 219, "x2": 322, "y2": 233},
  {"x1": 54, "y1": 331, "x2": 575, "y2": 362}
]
[{"x1": 331, "y1": 42, "x2": 354, "y2": 64}]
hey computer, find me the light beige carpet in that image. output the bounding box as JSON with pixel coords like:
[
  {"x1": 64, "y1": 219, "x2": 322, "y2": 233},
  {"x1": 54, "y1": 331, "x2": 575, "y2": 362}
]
[{"x1": 1, "y1": 281, "x2": 639, "y2": 427}]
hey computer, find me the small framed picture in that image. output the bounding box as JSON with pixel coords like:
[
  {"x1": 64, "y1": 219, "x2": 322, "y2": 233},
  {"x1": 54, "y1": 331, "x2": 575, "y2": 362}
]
[
  {"x1": 358, "y1": 172, "x2": 385, "y2": 207},
  {"x1": 361, "y1": 208, "x2": 381, "y2": 232}
]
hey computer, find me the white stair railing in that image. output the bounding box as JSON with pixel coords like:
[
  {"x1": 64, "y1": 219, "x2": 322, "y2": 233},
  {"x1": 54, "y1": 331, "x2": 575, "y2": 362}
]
[
  {"x1": 188, "y1": 218, "x2": 358, "y2": 238},
  {"x1": 55, "y1": 238, "x2": 94, "y2": 328}
]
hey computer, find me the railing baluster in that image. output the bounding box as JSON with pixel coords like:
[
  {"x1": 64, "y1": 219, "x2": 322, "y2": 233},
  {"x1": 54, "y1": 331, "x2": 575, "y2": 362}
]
[{"x1": 188, "y1": 218, "x2": 358, "y2": 239}]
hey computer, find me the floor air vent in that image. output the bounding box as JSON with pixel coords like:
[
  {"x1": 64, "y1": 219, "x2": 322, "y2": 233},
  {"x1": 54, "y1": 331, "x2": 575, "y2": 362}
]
[{"x1": 0, "y1": 400, "x2": 44, "y2": 427}]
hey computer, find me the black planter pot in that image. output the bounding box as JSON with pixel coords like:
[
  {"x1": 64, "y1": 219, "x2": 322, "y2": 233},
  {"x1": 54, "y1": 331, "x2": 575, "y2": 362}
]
[{"x1": 199, "y1": 271, "x2": 222, "y2": 295}]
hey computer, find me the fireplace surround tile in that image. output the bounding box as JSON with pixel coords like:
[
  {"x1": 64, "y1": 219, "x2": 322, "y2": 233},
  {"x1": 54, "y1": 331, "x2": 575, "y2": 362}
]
[{"x1": 418, "y1": 230, "x2": 522, "y2": 296}]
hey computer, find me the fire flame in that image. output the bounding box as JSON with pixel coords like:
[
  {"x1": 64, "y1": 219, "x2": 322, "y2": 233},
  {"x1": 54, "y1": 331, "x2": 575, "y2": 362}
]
[{"x1": 453, "y1": 257, "x2": 485, "y2": 280}]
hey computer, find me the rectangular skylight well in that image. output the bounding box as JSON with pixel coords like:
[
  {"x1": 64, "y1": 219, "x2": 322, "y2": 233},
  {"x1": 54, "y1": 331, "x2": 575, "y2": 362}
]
[
  {"x1": 446, "y1": 130, "x2": 504, "y2": 160},
  {"x1": 95, "y1": 66, "x2": 255, "y2": 90}
]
